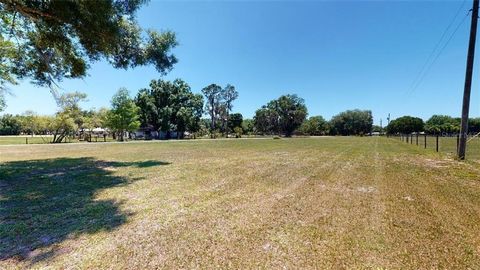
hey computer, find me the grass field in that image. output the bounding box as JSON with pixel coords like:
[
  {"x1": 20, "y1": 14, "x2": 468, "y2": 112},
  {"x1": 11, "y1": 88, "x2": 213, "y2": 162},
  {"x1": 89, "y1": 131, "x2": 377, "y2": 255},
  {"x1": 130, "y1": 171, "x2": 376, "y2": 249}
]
[
  {"x1": 0, "y1": 135, "x2": 117, "y2": 145},
  {"x1": 390, "y1": 135, "x2": 480, "y2": 160},
  {"x1": 1, "y1": 137, "x2": 480, "y2": 269}
]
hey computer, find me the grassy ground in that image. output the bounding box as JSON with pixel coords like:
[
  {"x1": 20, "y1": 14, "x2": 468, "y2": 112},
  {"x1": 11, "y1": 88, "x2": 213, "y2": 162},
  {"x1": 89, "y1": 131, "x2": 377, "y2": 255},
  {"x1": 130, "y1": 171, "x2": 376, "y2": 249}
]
[
  {"x1": 1, "y1": 137, "x2": 480, "y2": 269},
  {"x1": 0, "y1": 135, "x2": 117, "y2": 145},
  {"x1": 0, "y1": 136, "x2": 53, "y2": 145},
  {"x1": 391, "y1": 135, "x2": 480, "y2": 160}
]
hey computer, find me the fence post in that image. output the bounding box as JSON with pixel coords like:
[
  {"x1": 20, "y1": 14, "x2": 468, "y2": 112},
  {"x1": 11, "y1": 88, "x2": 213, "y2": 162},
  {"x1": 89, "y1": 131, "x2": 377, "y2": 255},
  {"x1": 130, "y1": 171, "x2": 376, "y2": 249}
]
[
  {"x1": 436, "y1": 135, "x2": 439, "y2": 152},
  {"x1": 456, "y1": 134, "x2": 460, "y2": 153},
  {"x1": 411, "y1": 134, "x2": 413, "y2": 144},
  {"x1": 416, "y1": 133, "x2": 418, "y2": 145},
  {"x1": 424, "y1": 134, "x2": 427, "y2": 149},
  {"x1": 26, "y1": 137, "x2": 28, "y2": 144}
]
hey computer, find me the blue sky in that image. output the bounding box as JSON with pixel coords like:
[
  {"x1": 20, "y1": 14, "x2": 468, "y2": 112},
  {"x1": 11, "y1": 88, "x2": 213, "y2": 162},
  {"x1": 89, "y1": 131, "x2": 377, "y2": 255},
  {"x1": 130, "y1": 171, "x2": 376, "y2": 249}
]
[{"x1": 3, "y1": 0, "x2": 480, "y2": 125}]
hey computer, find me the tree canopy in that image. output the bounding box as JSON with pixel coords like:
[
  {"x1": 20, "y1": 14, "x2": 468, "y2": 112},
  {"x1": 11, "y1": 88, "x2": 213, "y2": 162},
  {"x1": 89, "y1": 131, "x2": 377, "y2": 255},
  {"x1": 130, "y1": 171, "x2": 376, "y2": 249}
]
[
  {"x1": 49, "y1": 91, "x2": 87, "y2": 143},
  {"x1": 299, "y1": 116, "x2": 329, "y2": 136},
  {"x1": 424, "y1": 115, "x2": 459, "y2": 134},
  {"x1": 254, "y1": 94, "x2": 308, "y2": 137},
  {"x1": 201, "y1": 83, "x2": 238, "y2": 134},
  {"x1": 135, "y1": 79, "x2": 203, "y2": 138},
  {"x1": 329, "y1": 109, "x2": 373, "y2": 136},
  {"x1": 0, "y1": 0, "x2": 178, "y2": 103},
  {"x1": 386, "y1": 116, "x2": 424, "y2": 135},
  {"x1": 106, "y1": 88, "x2": 140, "y2": 141},
  {"x1": 227, "y1": 113, "x2": 243, "y2": 133}
]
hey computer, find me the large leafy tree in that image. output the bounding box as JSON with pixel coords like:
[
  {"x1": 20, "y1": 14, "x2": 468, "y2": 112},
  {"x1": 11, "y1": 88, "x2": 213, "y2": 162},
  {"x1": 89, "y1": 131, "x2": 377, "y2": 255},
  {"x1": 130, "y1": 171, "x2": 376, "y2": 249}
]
[
  {"x1": 271, "y1": 94, "x2": 308, "y2": 137},
  {"x1": 135, "y1": 79, "x2": 203, "y2": 138},
  {"x1": 0, "y1": 0, "x2": 177, "y2": 101},
  {"x1": 0, "y1": 113, "x2": 22, "y2": 135},
  {"x1": 386, "y1": 116, "x2": 424, "y2": 135},
  {"x1": 300, "y1": 115, "x2": 329, "y2": 136},
  {"x1": 424, "y1": 115, "x2": 460, "y2": 134},
  {"x1": 227, "y1": 113, "x2": 243, "y2": 133},
  {"x1": 106, "y1": 87, "x2": 140, "y2": 141},
  {"x1": 242, "y1": 118, "x2": 255, "y2": 135},
  {"x1": 329, "y1": 109, "x2": 373, "y2": 136},
  {"x1": 254, "y1": 94, "x2": 308, "y2": 137},
  {"x1": 50, "y1": 91, "x2": 87, "y2": 143},
  {"x1": 253, "y1": 105, "x2": 279, "y2": 135}
]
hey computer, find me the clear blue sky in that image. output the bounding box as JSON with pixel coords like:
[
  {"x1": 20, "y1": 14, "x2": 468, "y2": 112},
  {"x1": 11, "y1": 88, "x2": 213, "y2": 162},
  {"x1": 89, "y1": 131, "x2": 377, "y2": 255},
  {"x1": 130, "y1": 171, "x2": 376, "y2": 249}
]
[{"x1": 4, "y1": 0, "x2": 480, "y2": 125}]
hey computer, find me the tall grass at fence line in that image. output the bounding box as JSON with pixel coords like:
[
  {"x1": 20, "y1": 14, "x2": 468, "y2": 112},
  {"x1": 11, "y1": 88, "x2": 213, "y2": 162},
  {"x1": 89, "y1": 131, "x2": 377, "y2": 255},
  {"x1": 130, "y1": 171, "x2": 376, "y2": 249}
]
[{"x1": 392, "y1": 134, "x2": 480, "y2": 160}]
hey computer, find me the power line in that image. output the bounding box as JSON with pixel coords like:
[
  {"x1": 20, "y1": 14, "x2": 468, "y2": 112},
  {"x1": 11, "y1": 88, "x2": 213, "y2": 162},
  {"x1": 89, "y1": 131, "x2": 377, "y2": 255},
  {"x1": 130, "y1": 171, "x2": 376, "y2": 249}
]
[
  {"x1": 406, "y1": 10, "x2": 471, "y2": 97},
  {"x1": 408, "y1": 0, "x2": 467, "y2": 91},
  {"x1": 406, "y1": 1, "x2": 468, "y2": 96}
]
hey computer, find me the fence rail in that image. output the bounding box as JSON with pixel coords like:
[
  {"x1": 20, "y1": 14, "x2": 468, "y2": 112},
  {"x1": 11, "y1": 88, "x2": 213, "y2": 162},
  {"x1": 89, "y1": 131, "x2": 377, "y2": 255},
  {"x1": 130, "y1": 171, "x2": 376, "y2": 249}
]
[{"x1": 388, "y1": 133, "x2": 480, "y2": 159}]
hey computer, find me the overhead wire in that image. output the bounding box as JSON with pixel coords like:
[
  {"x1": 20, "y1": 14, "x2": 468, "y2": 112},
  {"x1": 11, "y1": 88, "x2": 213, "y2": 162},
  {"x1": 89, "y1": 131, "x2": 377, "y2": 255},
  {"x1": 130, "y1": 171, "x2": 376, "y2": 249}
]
[{"x1": 405, "y1": 0, "x2": 469, "y2": 97}]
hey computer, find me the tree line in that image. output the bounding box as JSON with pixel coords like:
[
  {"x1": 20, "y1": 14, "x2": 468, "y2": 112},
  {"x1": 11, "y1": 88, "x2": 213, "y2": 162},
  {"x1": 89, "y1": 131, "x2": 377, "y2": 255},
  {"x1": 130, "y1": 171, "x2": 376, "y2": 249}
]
[
  {"x1": 0, "y1": 82, "x2": 377, "y2": 140},
  {"x1": 386, "y1": 115, "x2": 480, "y2": 135}
]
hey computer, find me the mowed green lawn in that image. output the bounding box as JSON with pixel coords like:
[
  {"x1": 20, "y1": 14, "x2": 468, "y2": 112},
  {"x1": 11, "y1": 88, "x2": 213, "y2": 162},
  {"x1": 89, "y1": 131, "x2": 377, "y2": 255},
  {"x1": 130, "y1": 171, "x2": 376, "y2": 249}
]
[{"x1": 1, "y1": 137, "x2": 480, "y2": 269}]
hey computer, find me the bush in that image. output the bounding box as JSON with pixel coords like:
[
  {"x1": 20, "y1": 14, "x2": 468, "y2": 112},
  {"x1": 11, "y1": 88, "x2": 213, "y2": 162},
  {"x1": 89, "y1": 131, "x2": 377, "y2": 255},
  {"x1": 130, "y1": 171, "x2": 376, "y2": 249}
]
[{"x1": 233, "y1": 126, "x2": 243, "y2": 138}]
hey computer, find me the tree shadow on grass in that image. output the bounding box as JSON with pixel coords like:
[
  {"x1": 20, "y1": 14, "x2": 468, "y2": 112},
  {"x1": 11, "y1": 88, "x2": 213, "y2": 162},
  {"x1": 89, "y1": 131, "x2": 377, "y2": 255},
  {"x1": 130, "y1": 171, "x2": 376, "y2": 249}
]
[{"x1": 0, "y1": 157, "x2": 170, "y2": 263}]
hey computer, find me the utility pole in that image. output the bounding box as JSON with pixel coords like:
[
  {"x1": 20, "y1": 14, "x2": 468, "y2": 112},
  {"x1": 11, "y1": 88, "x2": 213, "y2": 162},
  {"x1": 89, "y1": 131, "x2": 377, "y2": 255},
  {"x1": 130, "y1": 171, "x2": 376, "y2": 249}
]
[{"x1": 458, "y1": 0, "x2": 479, "y2": 160}]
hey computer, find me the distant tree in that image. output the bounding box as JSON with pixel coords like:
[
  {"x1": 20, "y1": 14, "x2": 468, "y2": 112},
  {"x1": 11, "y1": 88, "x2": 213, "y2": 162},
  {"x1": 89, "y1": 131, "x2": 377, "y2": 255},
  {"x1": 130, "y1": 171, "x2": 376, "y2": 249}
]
[
  {"x1": 469, "y1": 118, "x2": 480, "y2": 134},
  {"x1": 176, "y1": 93, "x2": 204, "y2": 138},
  {"x1": 49, "y1": 112, "x2": 76, "y2": 143},
  {"x1": 242, "y1": 119, "x2": 255, "y2": 135},
  {"x1": 0, "y1": 114, "x2": 22, "y2": 135},
  {"x1": 254, "y1": 106, "x2": 279, "y2": 135},
  {"x1": 221, "y1": 84, "x2": 239, "y2": 133},
  {"x1": 35, "y1": 115, "x2": 52, "y2": 135},
  {"x1": 50, "y1": 91, "x2": 87, "y2": 143},
  {"x1": 272, "y1": 95, "x2": 308, "y2": 137},
  {"x1": 81, "y1": 108, "x2": 109, "y2": 140},
  {"x1": 201, "y1": 84, "x2": 223, "y2": 132},
  {"x1": 58, "y1": 91, "x2": 88, "y2": 134},
  {"x1": 227, "y1": 113, "x2": 243, "y2": 133},
  {"x1": 195, "y1": 118, "x2": 212, "y2": 138},
  {"x1": 329, "y1": 109, "x2": 373, "y2": 136},
  {"x1": 424, "y1": 115, "x2": 460, "y2": 134},
  {"x1": 19, "y1": 111, "x2": 40, "y2": 135},
  {"x1": 372, "y1": 125, "x2": 384, "y2": 133},
  {"x1": 0, "y1": 0, "x2": 177, "y2": 104},
  {"x1": 386, "y1": 116, "x2": 424, "y2": 135},
  {"x1": 106, "y1": 88, "x2": 140, "y2": 141},
  {"x1": 254, "y1": 94, "x2": 307, "y2": 136},
  {"x1": 201, "y1": 83, "x2": 239, "y2": 135},
  {"x1": 233, "y1": 126, "x2": 243, "y2": 138},
  {"x1": 299, "y1": 116, "x2": 328, "y2": 136},
  {"x1": 135, "y1": 79, "x2": 203, "y2": 138},
  {"x1": 135, "y1": 89, "x2": 157, "y2": 129}
]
